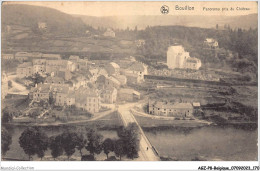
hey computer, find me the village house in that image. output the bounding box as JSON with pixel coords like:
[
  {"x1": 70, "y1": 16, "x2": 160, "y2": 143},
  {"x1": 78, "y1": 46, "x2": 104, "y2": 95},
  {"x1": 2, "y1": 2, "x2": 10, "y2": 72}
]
[
  {"x1": 66, "y1": 90, "x2": 76, "y2": 107},
  {"x1": 32, "y1": 59, "x2": 46, "y2": 74},
  {"x1": 69, "y1": 55, "x2": 80, "y2": 62},
  {"x1": 31, "y1": 52, "x2": 43, "y2": 59},
  {"x1": 95, "y1": 75, "x2": 106, "y2": 89},
  {"x1": 204, "y1": 38, "x2": 219, "y2": 49},
  {"x1": 118, "y1": 88, "x2": 140, "y2": 102},
  {"x1": 75, "y1": 88, "x2": 100, "y2": 113},
  {"x1": 135, "y1": 39, "x2": 146, "y2": 48},
  {"x1": 148, "y1": 100, "x2": 194, "y2": 117},
  {"x1": 112, "y1": 74, "x2": 127, "y2": 86},
  {"x1": 42, "y1": 54, "x2": 61, "y2": 60},
  {"x1": 100, "y1": 87, "x2": 117, "y2": 104},
  {"x1": 38, "y1": 22, "x2": 47, "y2": 29},
  {"x1": 185, "y1": 58, "x2": 202, "y2": 70},
  {"x1": 51, "y1": 85, "x2": 70, "y2": 106},
  {"x1": 103, "y1": 28, "x2": 115, "y2": 37},
  {"x1": 46, "y1": 60, "x2": 75, "y2": 73},
  {"x1": 77, "y1": 59, "x2": 88, "y2": 70},
  {"x1": 44, "y1": 76, "x2": 64, "y2": 85},
  {"x1": 2, "y1": 54, "x2": 14, "y2": 60},
  {"x1": 104, "y1": 62, "x2": 120, "y2": 75},
  {"x1": 122, "y1": 62, "x2": 148, "y2": 84},
  {"x1": 89, "y1": 68, "x2": 99, "y2": 82},
  {"x1": 31, "y1": 83, "x2": 50, "y2": 102},
  {"x1": 70, "y1": 75, "x2": 89, "y2": 90},
  {"x1": 17, "y1": 62, "x2": 33, "y2": 78},
  {"x1": 56, "y1": 69, "x2": 72, "y2": 81},
  {"x1": 105, "y1": 76, "x2": 121, "y2": 89},
  {"x1": 15, "y1": 52, "x2": 30, "y2": 62}
]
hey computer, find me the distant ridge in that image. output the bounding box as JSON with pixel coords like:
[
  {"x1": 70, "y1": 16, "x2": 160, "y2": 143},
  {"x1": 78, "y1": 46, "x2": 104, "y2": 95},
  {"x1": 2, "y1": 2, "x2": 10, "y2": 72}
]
[{"x1": 77, "y1": 14, "x2": 258, "y2": 30}]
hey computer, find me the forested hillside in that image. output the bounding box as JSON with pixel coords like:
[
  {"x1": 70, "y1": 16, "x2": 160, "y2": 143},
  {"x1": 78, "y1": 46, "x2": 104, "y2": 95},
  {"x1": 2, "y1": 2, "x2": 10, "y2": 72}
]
[
  {"x1": 130, "y1": 26, "x2": 257, "y2": 74},
  {"x1": 2, "y1": 4, "x2": 90, "y2": 35}
]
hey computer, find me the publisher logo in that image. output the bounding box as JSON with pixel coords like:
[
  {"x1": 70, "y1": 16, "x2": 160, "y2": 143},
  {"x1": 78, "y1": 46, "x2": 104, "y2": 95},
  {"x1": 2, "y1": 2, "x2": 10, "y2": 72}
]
[{"x1": 161, "y1": 5, "x2": 169, "y2": 14}]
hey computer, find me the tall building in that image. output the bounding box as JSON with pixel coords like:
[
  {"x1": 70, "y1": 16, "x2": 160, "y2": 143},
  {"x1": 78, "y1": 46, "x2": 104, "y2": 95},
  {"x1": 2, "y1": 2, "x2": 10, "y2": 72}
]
[
  {"x1": 167, "y1": 45, "x2": 201, "y2": 70},
  {"x1": 167, "y1": 45, "x2": 189, "y2": 69}
]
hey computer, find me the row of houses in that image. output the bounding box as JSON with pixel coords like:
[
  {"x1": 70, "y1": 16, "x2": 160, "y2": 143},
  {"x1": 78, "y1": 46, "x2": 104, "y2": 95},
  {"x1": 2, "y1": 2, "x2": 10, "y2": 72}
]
[
  {"x1": 148, "y1": 100, "x2": 200, "y2": 118},
  {"x1": 16, "y1": 56, "x2": 88, "y2": 78},
  {"x1": 22, "y1": 55, "x2": 144, "y2": 113},
  {"x1": 104, "y1": 60, "x2": 148, "y2": 84},
  {"x1": 30, "y1": 83, "x2": 101, "y2": 113},
  {"x1": 2, "y1": 52, "x2": 61, "y2": 62}
]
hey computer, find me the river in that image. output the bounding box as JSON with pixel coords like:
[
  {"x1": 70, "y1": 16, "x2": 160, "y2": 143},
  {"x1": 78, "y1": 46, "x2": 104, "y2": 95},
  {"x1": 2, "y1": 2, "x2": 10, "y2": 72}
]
[{"x1": 145, "y1": 125, "x2": 257, "y2": 161}]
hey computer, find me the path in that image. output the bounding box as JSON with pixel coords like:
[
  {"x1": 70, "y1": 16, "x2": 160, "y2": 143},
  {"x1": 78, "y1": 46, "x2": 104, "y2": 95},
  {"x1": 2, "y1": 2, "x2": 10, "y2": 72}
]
[
  {"x1": 117, "y1": 102, "x2": 159, "y2": 161},
  {"x1": 7, "y1": 75, "x2": 29, "y2": 95},
  {"x1": 33, "y1": 108, "x2": 117, "y2": 126}
]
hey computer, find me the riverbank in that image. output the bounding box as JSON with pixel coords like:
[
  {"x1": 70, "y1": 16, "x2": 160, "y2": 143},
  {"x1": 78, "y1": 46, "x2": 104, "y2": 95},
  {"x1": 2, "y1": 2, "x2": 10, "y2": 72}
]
[{"x1": 132, "y1": 108, "x2": 212, "y2": 128}]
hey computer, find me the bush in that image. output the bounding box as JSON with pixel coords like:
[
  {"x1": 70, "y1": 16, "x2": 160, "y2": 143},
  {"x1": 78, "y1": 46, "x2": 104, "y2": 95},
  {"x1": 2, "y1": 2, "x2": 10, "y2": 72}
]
[{"x1": 81, "y1": 155, "x2": 95, "y2": 161}]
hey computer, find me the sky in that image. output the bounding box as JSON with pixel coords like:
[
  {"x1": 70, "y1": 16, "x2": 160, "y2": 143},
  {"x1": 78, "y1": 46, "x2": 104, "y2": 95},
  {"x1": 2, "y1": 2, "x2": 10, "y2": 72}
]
[{"x1": 3, "y1": 1, "x2": 258, "y2": 16}]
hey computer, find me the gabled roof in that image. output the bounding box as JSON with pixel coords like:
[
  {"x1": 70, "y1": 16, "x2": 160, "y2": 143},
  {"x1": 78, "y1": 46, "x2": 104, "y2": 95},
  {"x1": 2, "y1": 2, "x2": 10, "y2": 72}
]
[
  {"x1": 18, "y1": 62, "x2": 32, "y2": 68},
  {"x1": 172, "y1": 103, "x2": 193, "y2": 109},
  {"x1": 32, "y1": 83, "x2": 50, "y2": 93},
  {"x1": 50, "y1": 84, "x2": 69, "y2": 94},
  {"x1": 69, "y1": 55, "x2": 79, "y2": 61},
  {"x1": 119, "y1": 88, "x2": 140, "y2": 96},
  {"x1": 110, "y1": 62, "x2": 120, "y2": 69},
  {"x1": 45, "y1": 76, "x2": 64, "y2": 84},
  {"x1": 186, "y1": 57, "x2": 201, "y2": 64},
  {"x1": 192, "y1": 102, "x2": 201, "y2": 107},
  {"x1": 107, "y1": 76, "x2": 121, "y2": 85},
  {"x1": 127, "y1": 62, "x2": 145, "y2": 72},
  {"x1": 42, "y1": 54, "x2": 61, "y2": 59}
]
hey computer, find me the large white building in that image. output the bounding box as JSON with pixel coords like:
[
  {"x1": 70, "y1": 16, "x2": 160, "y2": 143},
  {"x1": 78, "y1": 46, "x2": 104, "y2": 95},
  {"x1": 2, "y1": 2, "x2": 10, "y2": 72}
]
[{"x1": 167, "y1": 45, "x2": 201, "y2": 70}]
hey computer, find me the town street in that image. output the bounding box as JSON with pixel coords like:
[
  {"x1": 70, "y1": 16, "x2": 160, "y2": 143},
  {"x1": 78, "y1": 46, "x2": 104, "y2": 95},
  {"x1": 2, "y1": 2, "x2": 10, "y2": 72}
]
[{"x1": 117, "y1": 102, "x2": 159, "y2": 161}]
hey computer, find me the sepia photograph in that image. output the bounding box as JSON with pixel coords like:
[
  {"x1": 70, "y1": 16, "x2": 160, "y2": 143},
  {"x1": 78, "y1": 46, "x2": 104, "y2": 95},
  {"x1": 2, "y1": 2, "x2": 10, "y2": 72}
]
[{"x1": 0, "y1": 1, "x2": 258, "y2": 169}]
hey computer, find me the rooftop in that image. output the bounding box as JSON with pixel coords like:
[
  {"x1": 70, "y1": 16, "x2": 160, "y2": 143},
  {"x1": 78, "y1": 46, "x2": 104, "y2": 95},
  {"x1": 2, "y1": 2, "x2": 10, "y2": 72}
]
[
  {"x1": 110, "y1": 62, "x2": 120, "y2": 69},
  {"x1": 18, "y1": 62, "x2": 32, "y2": 68},
  {"x1": 127, "y1": 62, "x2": 145, "y2": 72}
]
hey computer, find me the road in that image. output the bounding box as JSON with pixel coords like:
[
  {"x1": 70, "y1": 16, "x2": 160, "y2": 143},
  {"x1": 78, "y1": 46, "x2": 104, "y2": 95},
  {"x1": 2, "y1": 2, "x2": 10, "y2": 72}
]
[{"x1": 117, "y1": 102, "x2": 159, "y2": 161}]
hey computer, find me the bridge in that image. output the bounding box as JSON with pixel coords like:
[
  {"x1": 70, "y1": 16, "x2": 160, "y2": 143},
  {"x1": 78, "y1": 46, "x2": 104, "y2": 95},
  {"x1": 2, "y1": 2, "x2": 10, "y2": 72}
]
[{"x1": 117, "y1": 102, "x2": 160, "y2": 161}]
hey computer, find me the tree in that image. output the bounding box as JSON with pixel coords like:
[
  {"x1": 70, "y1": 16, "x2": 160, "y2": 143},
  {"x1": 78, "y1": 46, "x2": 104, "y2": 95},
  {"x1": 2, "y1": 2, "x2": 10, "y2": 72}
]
[
  {"x1": 117, "y1": 123, "x2": 141, "y2": 159},
  {"x1": 85, "y1": 128, "x2": 103, "y2": 158},
  {"x1": 2, "y1": 108, "x2": 13, "y2": 124},
  {"x1": 32, "y1": 73, "x2": 45, "y2": 86},
  {"x1": 19, "y1": 127, "x2": 48, "y2": 160},
  {"x1": 49, "y1": 135, "x2": 64, "y2": 160},
  {"x1": 1, "y1": 128, "x2": 12, "y2": 158},
  {"x1": 8, "y1": 80, "x2": 12, "y2": 88},
  {"x1": 35, "y1": 129, "x2": 48, "y2": 160},
  {"x1": 102, "y1": 138, "x2": 114, "y2": 159},
  {"x1": 114, "y1": 139, "x2": 125, "y2": 160},
  {"x1": 61, "y1": 131, "x2": 78, "y2": 160},
  {"x1": 75, "y1": 133, "x2": 87, "y2": 157}
]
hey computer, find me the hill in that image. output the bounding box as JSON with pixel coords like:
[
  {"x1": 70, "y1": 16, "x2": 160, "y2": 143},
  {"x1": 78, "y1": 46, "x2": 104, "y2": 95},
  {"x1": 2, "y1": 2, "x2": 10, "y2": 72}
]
[
  {"x1": 2, "y1": 4, "x2": 89, "y2": 35},
  {"x1": 77, "y1": 14, "x2": 258, "y2": 30}
]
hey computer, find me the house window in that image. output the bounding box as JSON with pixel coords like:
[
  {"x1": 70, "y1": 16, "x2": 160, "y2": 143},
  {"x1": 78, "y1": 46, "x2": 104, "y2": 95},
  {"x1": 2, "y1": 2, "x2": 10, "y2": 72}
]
[{"x1": 158, "y1": 108, "x2": 160, "y2": 110}]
